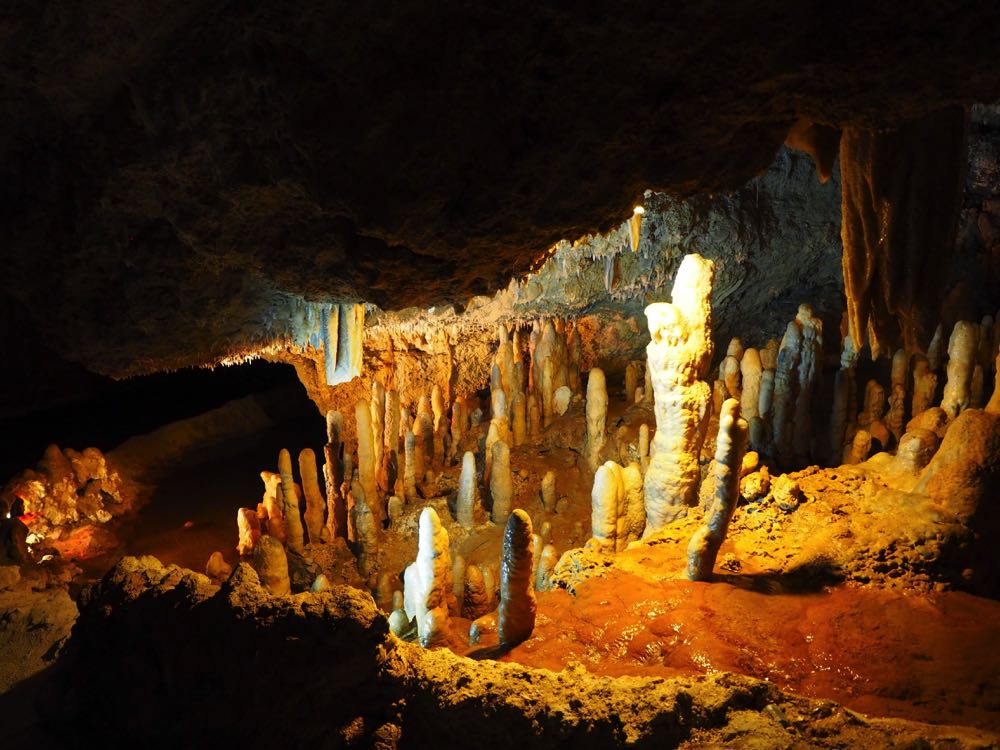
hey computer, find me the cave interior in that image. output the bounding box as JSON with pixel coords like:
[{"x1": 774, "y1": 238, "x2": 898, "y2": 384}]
[{"x1": 2, "y1": 5, "x2": 1000, "y2": 749}]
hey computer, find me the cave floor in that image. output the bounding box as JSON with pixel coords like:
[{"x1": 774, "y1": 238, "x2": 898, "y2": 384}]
[{"x1": 502, "y1": 567, "x2": 1000, "y2": 733}]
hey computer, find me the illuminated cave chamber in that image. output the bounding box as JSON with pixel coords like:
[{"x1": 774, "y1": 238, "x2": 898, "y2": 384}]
[{"x1": 5, "y1": 52, "x2": 1000, "y2": 750}]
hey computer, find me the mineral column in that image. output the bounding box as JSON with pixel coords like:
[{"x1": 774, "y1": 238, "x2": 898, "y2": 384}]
[{"x1": 642, "y1": 253, "x2": 715, "y2": 531}]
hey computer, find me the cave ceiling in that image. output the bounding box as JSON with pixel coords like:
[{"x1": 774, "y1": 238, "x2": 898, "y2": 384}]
[{"x1": 3, "y1": 2, "x2": 1000, "y2": 376}]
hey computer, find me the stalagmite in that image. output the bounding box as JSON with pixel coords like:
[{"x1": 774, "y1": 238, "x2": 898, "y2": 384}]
[
  {"x1": 498, "y1": 509, "x2": 536, "y2": 648},
  {"x1": 355, "y1": 400, "x2": 382, "y2": 527},
  {"x1": 456, "y1": 451, "x2": 478, "y2": 529},
  {"x1": 621, "y1": 462, "x2": 646, "y2": 542},
  {"x1": 643, "y1": 254, "x2": 715, "y2": 531},
  {"x1": 528, "y1": 396, "x2": 541, "y2": 438},
  {"x1": 719, "y1": 355, "x2": 741, "y2": 400},
  {"x1": 792, "y1": 304, "x2": 823, "y2": 465},
  {"x1": 590, "y1": 461, "x2": 644, "y2": 552},
  {"x1": 771, "y1": 320, "x2": 802, "y2": 465},
  {"x1": 252, "y1": 535, "x2": 290, "y2": 596},
  {"x1": 843, "y1": 429, "x2": 872, "y2": 465},
  {"x1": 298, "y1": 448, "x2": 325, "y2": 545},
  {"x1": 911, "y1": 356, "x2": 938, "y2": 418},
  {"x1": 739, "y1": 348, "x2": 762, "y2": 421},
  {"x1": 462, "y1": 565, "x2": 491, "y2": 619},
  {"x1": 686, "y1": 399, "x2": 749, "y2": 581},
  {"x1": 927, "y1": 324, "x2": 945, "y2": 373},
  {"x1": 584, "y1": 368, "x2": 608, "y2": 471},
  {"x1": 371, "y1": 381, "x2": 385, "y2": 480},
  {"x1": 540, "y1": 470, "x2": 556, "y2": 510},
  {"x1": 414, "y1": 397, "x2": 433, "y2": 473},
  {"x1": 886, "y1": 384, "x2": 907, "y2": 444},
  {"x1": 625, "y1": 362, "x2": 639, "y2": 403},
  {"x1": 942, "y1": 321, "x2": 978, "y2": 419},
  {"x1": 206, "y1": 551, "x2": 232, "y2": 583},
  {"x1": 758, "y1": 370, "x2": 775, "y2": 426},
  {"x1": 535, "y1": 545, "x2": 559, "y2": 592},
  {"x1": 260, "y1": 471, "x2": 285, "y2": 544},
  {"x1": 760, "y1": 339, "x2": 780, "y2": 371},
  {"x1": 511, "y1": 392, "x2": 527, "y2": 446},
  {"x1": 385, "y1": 390, "x2": 400, "y2": 457},
  {"x1": 413, "y1": 507, "x2": 455, "y2": 648},
  {"x1": 403, "y1": 430, "x2": 418, "y2": 504},
  {"x1": 489, "y1": 440, "x2": 513, "y2": 525},
  {"x1": 236, "y1": 508, "x2": 261, "y2": 557},
  {"x1": 352, "y1": 480, "x2": 379, "y2": 579},
  {"x1": 541, "y1": 359, "x2": 555, "y2": 427},
  {"x1": 490, "y1": 388, "x2": 507, "y2": 421},
  {"x1": 387, "y1": 495, "x2": 403, "y2": 526},
  {"x1": 638, "y1": 424, "x2": 651, "y2": 473},
  {"x1": 278, "y1": 449, "x2": 305, "y2": 555},
  {"x1": 642, "y1": 359, "x2": 655, "y2": 407},
  {"x1": 858, "y1": 379, "x2": 889, "y2": 447}
]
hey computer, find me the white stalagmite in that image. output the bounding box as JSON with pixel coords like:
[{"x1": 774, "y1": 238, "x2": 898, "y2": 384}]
[
  {"x1": 489, "y1": 440, "x2": 513, "y2": 525},
  {"x1": 685, "y1": 398, "x2": 749, "y2": 581},
  {"x1": 739, "y1": 348, "x2": 762, "y2": 421},
  {"x1": 413, "y1": 507, "x2": 455, "y2": 648},
  {"x1": 278, "y1": 449, "x2": 305, "y2": 555},
  {"x1": 456, "y1": 451, "x2": 478, "y2": 529},
  {"x1": 591, "y1": 461, "x2": 644, "y2": 552},
  {"x1": 591, "y1": 462, "x2": 624, "y2": 548},
  {"x1": 584, "y1": 368, "x2": 608, "y2": 471},
  {"x1": 642, "y1": 254, "x2": 715, "y2": 532},
  {"x1": 498, "y1": 509, "x2": 536, "y2": 647},
  {"x1": 942, "y1": 321, "x2": 977, "y2": 419},
  {"x1": 355, "y1": 400, "x2": 382, "y2": 527},
  {"x1": 298, "y1": 448, "x2": 325, "y2": 545}
]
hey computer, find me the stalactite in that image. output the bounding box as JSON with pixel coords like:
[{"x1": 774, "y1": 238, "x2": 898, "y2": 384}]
[{"x1": 839, "y1": 107, "x2": 968, "y2": 356}]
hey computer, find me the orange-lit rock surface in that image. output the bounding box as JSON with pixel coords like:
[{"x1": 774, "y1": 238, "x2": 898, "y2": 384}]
[{"x1": 506, "y1": 568, "x2": 1000, "y2": 732}]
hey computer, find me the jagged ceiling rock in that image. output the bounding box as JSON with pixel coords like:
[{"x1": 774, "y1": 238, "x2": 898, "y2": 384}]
[{"x1": 3, "y1": 3, "x2": 1000, "y2": 376}]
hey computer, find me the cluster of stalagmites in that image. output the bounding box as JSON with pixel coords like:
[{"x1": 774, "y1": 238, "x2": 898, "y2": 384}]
[
  {"x1": 219, "y1": 314, "x2": 593, "y2": 647},
  {"x1": 1, "y1": 445, "x2": 133, "y2": 537},
  {"x1": 214, "y1": 249, "x2": 1000, "y2": 645}
]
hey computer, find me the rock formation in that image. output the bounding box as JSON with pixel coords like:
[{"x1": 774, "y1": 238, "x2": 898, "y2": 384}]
[
  {"x1": 498, "y1": 509, "x2": 536, "y2": 648},
  {"x1": 584, "y1": 367, "x2": 608, "y2": 471},
  {"x1": 643, "y1": 253, "x2": 715, "y2": 531},
  {"x1": 686, "y1": 399, "x2": 749, "y2": 581}
]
